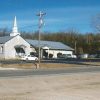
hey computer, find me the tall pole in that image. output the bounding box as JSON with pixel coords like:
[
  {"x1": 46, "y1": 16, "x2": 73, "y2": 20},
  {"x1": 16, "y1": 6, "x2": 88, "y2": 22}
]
[
  {"x1": 75, "y1": 41, "x2": 77, "y2": 54},
  {"x1": 37, "y1": 11, "x2": 46, "y2": 68}
]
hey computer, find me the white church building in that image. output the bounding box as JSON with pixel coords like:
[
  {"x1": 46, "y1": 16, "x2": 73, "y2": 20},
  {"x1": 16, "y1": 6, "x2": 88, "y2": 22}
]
[{"x1": 0, "y1": 16, "x2": 74, "y2": 59}]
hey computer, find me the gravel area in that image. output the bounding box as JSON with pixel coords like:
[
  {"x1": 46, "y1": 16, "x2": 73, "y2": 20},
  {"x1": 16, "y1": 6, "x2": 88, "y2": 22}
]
[{"x1": 0, "y1": 72, "x2": 100, "y2": 100}]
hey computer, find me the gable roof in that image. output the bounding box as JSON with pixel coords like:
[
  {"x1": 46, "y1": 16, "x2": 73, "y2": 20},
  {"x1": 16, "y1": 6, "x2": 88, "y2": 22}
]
[
  {"x1": 26, "y1": 39, "x2": 74, "y2": 51},
  {"x1": 0, "y1": 36, "x2": 14, "y2": 44},
  {"x1": 0, "y1": 36, "x2": 74, "y2": 51}
]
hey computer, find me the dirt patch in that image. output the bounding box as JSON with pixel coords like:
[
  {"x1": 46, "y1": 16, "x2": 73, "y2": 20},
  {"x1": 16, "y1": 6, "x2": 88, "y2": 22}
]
[
  {"x1": 0, "y1": 61, "x2": 100, "y2": 69},
  {"x1": 0, "y1": 63, "x2": 88, "y2": 69},
  {"x1": 40, "y1": 63, "x2": 78, "y2": 68},
  {"x1": 0, "y1": 63, "x2": 35, "y2": 69}
]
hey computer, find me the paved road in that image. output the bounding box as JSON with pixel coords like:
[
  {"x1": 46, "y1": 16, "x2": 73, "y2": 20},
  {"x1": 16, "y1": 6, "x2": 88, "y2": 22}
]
[
  {"x1": 0, "y1": 58, "x2": 100, "y2": 64},
  {"x1": 0, "y1": 66, "x2": 100, "y2": 78}
]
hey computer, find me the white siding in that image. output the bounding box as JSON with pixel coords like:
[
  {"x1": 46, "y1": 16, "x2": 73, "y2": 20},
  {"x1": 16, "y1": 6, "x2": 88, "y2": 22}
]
[
  {"x1": 4, "y1": 35, "x2": 34, "y2": 59},
  {"x1": 45, "y1": 49, "x2": 73, "y2": 58}
]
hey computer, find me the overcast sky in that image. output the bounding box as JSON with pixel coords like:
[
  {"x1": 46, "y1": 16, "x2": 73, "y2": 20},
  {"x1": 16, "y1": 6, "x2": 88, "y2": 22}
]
[{"x1": 0, "y1": 0, "x2": 100, "y2": 33}]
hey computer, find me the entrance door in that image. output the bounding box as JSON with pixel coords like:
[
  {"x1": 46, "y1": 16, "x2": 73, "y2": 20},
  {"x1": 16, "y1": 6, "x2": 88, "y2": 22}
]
[{"x1": 15, "y1": 47, "x2": 25, "y2": 57}]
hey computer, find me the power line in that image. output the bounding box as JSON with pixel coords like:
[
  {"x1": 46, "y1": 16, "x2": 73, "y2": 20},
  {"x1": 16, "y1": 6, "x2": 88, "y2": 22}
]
[
  {"x1": 19, "y1": 24, "x2": 38, "y2": 30},
  {"x1": 15, "y1": 24, "x2": 37, "y2": 30},
  {"x1": 0, "y1": 24, "x2": 38, "y2": 32}
]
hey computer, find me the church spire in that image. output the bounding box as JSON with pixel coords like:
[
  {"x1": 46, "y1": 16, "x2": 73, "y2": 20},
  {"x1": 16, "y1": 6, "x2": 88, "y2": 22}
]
[
  {"x1": 13, "y1": 16, "x2": 18, "y2": 33},
  {"x1": 10, "y1": 16, "x2": 20, "y2": 36}
]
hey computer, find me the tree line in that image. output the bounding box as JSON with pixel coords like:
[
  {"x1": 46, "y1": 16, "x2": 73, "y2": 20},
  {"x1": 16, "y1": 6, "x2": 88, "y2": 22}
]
[
  {"x1": 21, "y1": 31, "x2": 100, "y2": 55},
  {"x1": 0, "y1": 28, "x2": 100, "y2": 55}
]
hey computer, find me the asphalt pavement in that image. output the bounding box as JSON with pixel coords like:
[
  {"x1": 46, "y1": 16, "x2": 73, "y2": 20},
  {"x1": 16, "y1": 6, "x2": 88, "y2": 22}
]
[{"x1": 0, "y1": 66, "x2": 100, "y2": 78}]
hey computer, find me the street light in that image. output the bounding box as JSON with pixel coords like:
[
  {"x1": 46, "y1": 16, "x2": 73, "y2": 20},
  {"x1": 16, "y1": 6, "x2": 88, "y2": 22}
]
[{"x1": 37, "y1": 11, "x2": 46, "y2": 68}]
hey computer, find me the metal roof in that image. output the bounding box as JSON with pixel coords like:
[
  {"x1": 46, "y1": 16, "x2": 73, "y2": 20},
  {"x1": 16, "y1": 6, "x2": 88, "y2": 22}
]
[
  {"x1": 0, "y1": 36, "x2": 74, "y2": 51},
  {"x1": 0, "y1": 36, "x2": 13, "y2": 44},
  {"x1": 26, "y1": 39, "x2": 74, "y2": 51}
]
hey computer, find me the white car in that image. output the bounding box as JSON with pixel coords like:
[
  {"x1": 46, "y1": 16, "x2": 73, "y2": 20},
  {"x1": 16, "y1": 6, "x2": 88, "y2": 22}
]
[
  {"x1": 21, "y1": 55, "x2": 38, "y2": 61},
  {"x1": 61, "y1": 54, "x2": 77, "y2": 58}
]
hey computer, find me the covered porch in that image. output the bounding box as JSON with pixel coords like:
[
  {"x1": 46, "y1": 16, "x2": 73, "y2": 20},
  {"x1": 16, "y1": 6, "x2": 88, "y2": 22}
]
[{"x1": 14, "y1": 45, "x2": 26, "y2": 57}]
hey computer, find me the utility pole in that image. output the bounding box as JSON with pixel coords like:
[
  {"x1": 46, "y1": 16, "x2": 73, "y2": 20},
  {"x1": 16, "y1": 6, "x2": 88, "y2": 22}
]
[
  {"x1": 75, "y1": 41, "x2": 77, "y2": 54},
  {"x1": 37, "y1": 11, "x2": 46, "y2": 68}
]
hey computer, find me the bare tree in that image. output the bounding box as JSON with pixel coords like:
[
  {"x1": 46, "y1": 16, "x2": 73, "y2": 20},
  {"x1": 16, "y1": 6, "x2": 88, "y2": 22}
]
[
  {"x1": 0, "y1": 28, "x2": 9, "y2": 36},
  {"x1": 91, "y1": 14, "x2": 100, "y2": 32}
]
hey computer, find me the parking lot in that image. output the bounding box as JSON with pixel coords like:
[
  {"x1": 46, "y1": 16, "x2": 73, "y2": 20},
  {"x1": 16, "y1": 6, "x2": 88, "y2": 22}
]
[{"x1": 0, "y1": 71, "x2": 100, "y2": 100}]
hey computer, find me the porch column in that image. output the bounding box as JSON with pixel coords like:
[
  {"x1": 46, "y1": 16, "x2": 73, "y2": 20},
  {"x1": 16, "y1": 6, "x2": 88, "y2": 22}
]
[
  {"x1": 40, "y1": 49, "x2": 43, "y2": 59},
  {"x1": 48, "y1": 48, "x2": 49, "y2": 58}
]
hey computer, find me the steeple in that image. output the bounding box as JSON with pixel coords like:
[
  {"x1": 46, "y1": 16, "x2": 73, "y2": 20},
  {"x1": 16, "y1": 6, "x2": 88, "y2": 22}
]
[{"x1": 10, "y1": 16, "x2": 20, "y2": 36}]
